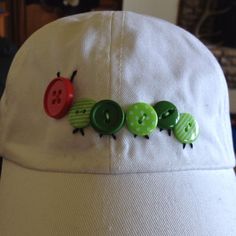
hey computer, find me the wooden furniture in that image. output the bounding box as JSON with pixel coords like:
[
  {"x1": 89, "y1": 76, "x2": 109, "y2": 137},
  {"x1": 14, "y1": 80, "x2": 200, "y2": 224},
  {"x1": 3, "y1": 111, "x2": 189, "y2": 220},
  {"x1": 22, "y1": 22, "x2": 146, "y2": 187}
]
[
  {"x1": 9, "y1": 0, "x2": 122, "y2": 46},
  {"x1": 0, "y1": 1, "x2": 9, "y2": 37},
  {"x1": 0, "y1": 12, "x2": 9, "y2": 37},
  {"x1": 8, "y1": 0, "x2": 59, "y2": 46}
]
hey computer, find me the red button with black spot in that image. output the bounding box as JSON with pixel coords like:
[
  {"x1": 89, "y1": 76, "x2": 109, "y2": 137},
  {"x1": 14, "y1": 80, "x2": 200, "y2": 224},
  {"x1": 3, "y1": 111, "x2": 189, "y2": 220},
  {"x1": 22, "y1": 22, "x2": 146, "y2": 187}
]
[{"x1": 44, "y1": 77, "x2": 74, "y2": 119}]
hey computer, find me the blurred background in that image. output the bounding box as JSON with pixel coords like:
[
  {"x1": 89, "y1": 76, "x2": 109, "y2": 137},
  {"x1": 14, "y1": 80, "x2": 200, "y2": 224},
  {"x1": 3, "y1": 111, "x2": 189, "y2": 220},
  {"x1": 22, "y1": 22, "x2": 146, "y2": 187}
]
[{"x1": 0, "y1": 0, "x2": 236, "y2": 174}]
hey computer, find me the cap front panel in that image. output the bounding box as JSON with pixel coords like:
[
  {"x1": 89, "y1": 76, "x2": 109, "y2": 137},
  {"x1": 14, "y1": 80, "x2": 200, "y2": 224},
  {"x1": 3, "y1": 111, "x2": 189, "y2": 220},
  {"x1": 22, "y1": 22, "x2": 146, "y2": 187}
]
[{"x1": 0, "y1": 11, "x2": 234, "y2": 174}]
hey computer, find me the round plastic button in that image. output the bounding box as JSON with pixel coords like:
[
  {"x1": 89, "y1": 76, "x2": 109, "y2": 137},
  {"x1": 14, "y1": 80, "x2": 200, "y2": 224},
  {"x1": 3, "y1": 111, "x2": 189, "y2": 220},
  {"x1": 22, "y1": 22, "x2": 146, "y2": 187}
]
[
  {"x1": 44, "y1": 77, "x2": 74, "y2": 119},
  {"x1": 90, "y1": 100, "x2": 125, "y2": 135},
  {"x1": 126, "y1": 103, "x2": 158, "y2": 136},
  {"x1": 68, "y1": 99, "x2": 96, "y2": 128},
  {"x1": 173, "y1": 113, "x2": 199, "y2": 144},
  {"x1": 153, "y1": 101, "x2": 179, "y2": 129}
]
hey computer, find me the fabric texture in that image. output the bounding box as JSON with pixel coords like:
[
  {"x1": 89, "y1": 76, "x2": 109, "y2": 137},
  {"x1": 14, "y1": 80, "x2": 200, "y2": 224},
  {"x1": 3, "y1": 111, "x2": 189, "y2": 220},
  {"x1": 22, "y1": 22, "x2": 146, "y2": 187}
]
[
  {"x1": 0, "y1": 11, "x2": 236, "y2": 236},
  {"x1": 1, "y1": 159, "x2": 236, "y2": 236}
]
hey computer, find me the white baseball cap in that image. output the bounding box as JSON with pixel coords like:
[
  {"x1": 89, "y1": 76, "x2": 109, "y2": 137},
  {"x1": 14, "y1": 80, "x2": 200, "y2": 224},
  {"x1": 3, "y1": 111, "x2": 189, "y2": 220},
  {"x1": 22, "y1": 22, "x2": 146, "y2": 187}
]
[{"x1": 0, "y1": 11, "x2": 236, "y2": 236}]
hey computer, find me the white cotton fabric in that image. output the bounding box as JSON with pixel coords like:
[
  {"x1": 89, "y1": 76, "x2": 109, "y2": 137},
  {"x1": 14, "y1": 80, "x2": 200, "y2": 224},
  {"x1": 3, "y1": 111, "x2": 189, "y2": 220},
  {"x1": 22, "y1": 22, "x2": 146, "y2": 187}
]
[
  {"x1": 1, "y1": 160, "x2": 236, "y2": 236},
  {"x1": 0, "y1": 11, "x2": 236, "y2": 236}
]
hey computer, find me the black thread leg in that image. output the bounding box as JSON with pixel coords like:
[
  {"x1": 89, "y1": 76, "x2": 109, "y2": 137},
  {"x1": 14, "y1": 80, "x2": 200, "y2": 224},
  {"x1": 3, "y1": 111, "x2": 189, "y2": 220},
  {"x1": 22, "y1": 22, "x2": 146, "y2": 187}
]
[
  {"x1": 190, "y1": 143, "x2": 193, "y2": 149},
  {"x1": 160, "y1": 128, "x2": 163, "y2": 132},
  {"x1": 73, "y1": 128, "x2": 79, "y2": 134},
  {"x1": 99, "y1": 134, "x2": 103, "y2": 138},
  {"x1": 183, "y1": 143, "x2": 186, "y2": 149},
  {"x1": 134, "y1": 134, "x2": 137, "y2": 138},
  {"x1": 168, "y1": 129, "x2": 171, "y2": 136},
  {"x1": 112, "y1": 134, "x2": 116, "y2": 140},
  {"x1": 57, "y1": 72, "x2": 60, "y2": 77},
  {"x1": 70, "y1": 70, "x2": 77, "y2": 83},
  {"x1": 80, "y1": 128, "x2": 85, "y2": 136},
  {"x1": 144, "y1": 135, "x2": 149, "y2": 140}
]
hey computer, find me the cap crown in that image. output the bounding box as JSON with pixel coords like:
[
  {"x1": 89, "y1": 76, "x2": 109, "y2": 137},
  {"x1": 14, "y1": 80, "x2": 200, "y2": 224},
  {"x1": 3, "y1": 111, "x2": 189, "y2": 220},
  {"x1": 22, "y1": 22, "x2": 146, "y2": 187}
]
[{"x1": 0, "y1": 11, "x2": 234, "y2": 173}]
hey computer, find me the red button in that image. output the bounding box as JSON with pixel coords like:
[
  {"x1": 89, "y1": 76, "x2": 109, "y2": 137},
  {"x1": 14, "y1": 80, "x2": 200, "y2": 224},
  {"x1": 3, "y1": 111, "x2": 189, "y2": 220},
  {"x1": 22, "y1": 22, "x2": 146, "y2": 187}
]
[{"x1": 44, "y1": 77, "x2": 74, "y2": 119}]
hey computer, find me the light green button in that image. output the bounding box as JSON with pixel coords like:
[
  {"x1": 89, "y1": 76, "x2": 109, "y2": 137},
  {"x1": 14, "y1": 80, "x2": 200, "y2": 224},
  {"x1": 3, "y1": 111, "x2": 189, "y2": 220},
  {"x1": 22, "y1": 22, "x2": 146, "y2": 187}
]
[
  {"x1": 126, "y1": 102, "x2": 158, "y2": 136},
  {"x1": 173, "y1": 113, "x2": 199, "y2": 144},
  {"x1": 68, "y1": 99, "x2": 96, "y2": 128}
]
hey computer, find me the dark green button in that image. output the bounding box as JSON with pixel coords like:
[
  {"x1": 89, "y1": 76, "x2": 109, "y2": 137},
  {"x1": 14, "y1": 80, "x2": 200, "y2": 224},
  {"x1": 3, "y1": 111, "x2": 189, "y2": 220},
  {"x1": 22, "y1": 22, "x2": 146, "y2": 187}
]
[
  {"x1": 153, "y1": 101, "x2": 179, "y2": 129},
  {"x1": 173, "y1": 113, "x2": 199, "y2": 144},
  {"x1": 90, "y1": 100, "x2": 125, "y2": 135}
]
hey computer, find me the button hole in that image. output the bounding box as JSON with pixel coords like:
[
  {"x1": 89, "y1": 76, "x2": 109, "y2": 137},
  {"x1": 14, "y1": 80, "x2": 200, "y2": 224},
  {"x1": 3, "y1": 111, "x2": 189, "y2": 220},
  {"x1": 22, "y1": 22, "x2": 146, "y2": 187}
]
[
  {"x1": 105, "y1": 111, "x2": 110, "y2": 123},
  {"x1": 83, "y1": 109, "x2": 86, "y2": 113},
  {"x1": 185, "y1": 122, "x2": 192, "y2": 132},
  {"x1": 52, "y1": 99, "x2": 56, "y2": 104},
  {"x1": 138, "y1": 113, "x2": 147, "y2": 124},
  {"x1": 52, "y1": 90, "x2": 57, "y2": 96},
  {"x1": 160, "y1": 108, "x2": 175, "y2": 119},
  {"x1": 58, "y1": 90, "x2": 62, "y2": 94}
]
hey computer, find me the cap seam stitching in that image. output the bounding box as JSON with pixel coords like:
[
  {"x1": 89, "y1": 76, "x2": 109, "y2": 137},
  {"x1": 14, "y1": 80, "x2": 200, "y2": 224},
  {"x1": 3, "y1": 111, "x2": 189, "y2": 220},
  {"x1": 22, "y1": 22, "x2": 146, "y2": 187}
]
[
  {"x1": 113, "y1": 11, "x2": 125, "y2": 174},
  {"x1": 119, "y1": 11, "x2": 125, "y2": 102},
  {"x1": 109, "y1": 11, "x2": 115, "y2": 173},
  {"x1": 1, "y1": 158, "x2": 234, "y2": 175}
]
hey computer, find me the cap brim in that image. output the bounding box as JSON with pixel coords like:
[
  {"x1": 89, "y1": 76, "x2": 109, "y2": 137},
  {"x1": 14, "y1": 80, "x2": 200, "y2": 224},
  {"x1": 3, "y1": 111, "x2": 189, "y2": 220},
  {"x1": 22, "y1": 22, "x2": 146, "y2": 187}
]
[{"x1": 0, "y1": 159, "x2": 236, "y2": 236}]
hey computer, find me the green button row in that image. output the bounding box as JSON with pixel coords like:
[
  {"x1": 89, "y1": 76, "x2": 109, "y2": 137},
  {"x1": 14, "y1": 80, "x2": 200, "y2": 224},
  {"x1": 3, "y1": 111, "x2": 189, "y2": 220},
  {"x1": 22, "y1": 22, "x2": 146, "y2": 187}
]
[{"x1": 67, "y1": 99, "x2": 199, "y2": 145}]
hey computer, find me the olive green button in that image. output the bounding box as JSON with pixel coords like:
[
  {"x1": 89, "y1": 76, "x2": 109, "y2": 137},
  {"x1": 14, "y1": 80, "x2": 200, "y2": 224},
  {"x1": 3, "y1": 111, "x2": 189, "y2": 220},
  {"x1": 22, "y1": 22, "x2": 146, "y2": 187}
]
[
  {"x1": 153, "y1": 101, "x2": 179, "y2": 129},
  {"x1": 90, "y1": 100, "x2": 125, "y2": 135},
  {"x1": 126, "y1": 102, "x2": 158, "y2": 136},
  {"x1": 173, "y1": 113, "x2": 199, "y2": 144},
  {"x1": 68, "y1": 99, "x2": 96, "y2": 128}
]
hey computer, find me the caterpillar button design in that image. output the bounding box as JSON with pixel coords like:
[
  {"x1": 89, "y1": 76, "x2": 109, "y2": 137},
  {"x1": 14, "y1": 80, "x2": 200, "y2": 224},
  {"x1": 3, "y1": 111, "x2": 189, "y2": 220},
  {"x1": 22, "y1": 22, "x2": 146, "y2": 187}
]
[
  {"x1": 173, "y1": 113, "x2": 199, "y2": 149},
  {"x1": 44, "y1": 73, "x2": 199, "y2": 148},
  {"x1": 68, "y1": 98, "x2": 96, "y2": 135}
]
